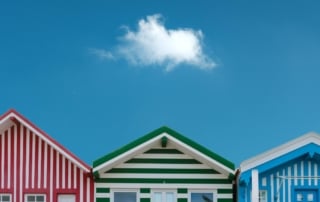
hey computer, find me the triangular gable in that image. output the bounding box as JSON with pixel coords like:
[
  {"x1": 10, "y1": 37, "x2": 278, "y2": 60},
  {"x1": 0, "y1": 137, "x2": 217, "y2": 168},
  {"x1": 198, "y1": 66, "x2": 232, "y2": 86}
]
[
  {"x1": 0, "y1": 109, "x2": 91, "y2": 173},
  {"x1": 93, "y1": 126, "x2": 235, "y2": 178},
  {"x1": 240, "y1": 132, "x2": 320, "y2": 173}
]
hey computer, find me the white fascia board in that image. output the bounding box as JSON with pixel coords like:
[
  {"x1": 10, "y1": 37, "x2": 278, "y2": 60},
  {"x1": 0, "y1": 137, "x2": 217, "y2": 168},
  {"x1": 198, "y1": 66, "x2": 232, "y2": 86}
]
[{"x1": 240, "y1": 132, "x2": 320, "y2": 172}]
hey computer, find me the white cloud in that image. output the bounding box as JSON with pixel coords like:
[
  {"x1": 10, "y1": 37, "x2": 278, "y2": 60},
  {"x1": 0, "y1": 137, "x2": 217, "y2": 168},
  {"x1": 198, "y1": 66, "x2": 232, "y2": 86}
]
[{"x1": 93, "y1": 14, "x2": 216, "y2": 71}]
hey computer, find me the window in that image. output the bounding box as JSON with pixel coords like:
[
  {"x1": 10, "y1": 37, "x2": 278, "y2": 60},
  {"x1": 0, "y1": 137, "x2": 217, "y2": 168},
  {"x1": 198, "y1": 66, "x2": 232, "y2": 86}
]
[
  {"x1": 58, "y1": 194, "x2": 75, "y2": 202},
  {"x1": 0, "y1": 194, "x2": 11, "y2": 202},
  {"x1": 113, "y1": 191, "x2": 137, "y2": 202},
  {"x1": 153, "y1": 191, "x2": 175, "y2": 202},
  {"x1": 191, "y1": 192, "x2": 214, "y2": 202},
  {"x1": 259, "y1": 190, "x2": 267, "y2": 202},
  {"x1": 25, "y1": 194, "x2": 45, "y2": 202}
]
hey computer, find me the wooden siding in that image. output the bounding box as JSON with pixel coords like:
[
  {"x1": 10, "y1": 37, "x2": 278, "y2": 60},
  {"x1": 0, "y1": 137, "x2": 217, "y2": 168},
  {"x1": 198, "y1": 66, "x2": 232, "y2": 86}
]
[
  {"x1": 239, "y1": 155, "x2": 320, "y2": 202},
  {"x1": 95, "y1": 147, "x2": 233, "y2": 202},
  {"x1": 0, "y1": 123, "x2": 94, "y2": 202}
]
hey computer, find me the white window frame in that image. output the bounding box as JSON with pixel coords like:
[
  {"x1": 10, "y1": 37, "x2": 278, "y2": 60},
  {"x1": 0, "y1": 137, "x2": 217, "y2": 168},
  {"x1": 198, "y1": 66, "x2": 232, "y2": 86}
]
[
  {"x1": 0, "y1": 194, "x2": 11, "y2": 202},
  {"x1": 259, "y1": 190, "x2": 267, "y2": 202},
  {"x1": 189, "y1": 190, "x2": 217, "y2": 202},
  {"x1": 111, "y1": 189, "x2": 139, "y2": 202},
  {"x1": 152, "y1": 190, "x2": 176, "y2": 202},
  {"x1": 24, "y1": 194, "x2": 46, "y2": 202}
]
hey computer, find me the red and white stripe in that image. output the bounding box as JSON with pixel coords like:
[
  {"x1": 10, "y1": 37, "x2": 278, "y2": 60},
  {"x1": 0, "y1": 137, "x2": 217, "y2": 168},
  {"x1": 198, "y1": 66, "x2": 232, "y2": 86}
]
[{"x1": 0, "y1": 110, "x2": 94, "y2": 202}]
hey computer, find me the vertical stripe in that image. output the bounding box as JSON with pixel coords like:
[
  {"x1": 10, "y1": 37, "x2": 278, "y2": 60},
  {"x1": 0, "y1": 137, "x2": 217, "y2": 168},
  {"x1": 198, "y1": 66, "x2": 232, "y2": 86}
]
[
  {"x1": 276, "y1": 172, "x2": 279, "y2": 202},
  {"x1": 20, "y1": 125, "x2": 25, "y2": 202},
  {"x1": 288, "y1": 166, "x2": 291, "y2": 202},
  {"x1": 44, "y1": 143, "x2": 48, "y2": 188},
  {"x1": 50, "y1": 147, "x2": 54, "y2": 202},
  {"x1": 294, "y1": 163, "x2": 298, "y2": 185},
  {"x1": 80, "y1": 169, "x2": 84, "y2": 202},
  {"x1": 87, "y1": 177, "x2": 90, "y2": 202},
  {"x1": 13, "y1": 126, "x2": 17, "y2": 202},
  {"x1": 56, "y1": 152, "x2": 60, "y2": 188},
  {"x1": 40, "y1": 140, "x2": 45, "y2": 188},
  {"x1": 282, "y1": 169, "x2": 285, "y2": 202},
  {"x1": 59, "y1": 153, "x2": 63, "y2": 188},
  {"x1": 8, "y1": 128, "x2": 11, "y2": 188},
  {"x1": 83, "y1": 173, "x2": 87, "y2": 202},
  {"x1": 308, "y1": 161, "x2": 312, "y2": 185},
  {"x1": 68, "y1": 160, "x2": 71, "y2": 189},
  {"x1": 300, "y1": 161, "x2": 304, "y2": 185},
  {"x1": 74, "y1": 164, "x2": 77, "y2": 189},
  {"x1": 38, "y1": 138, "x2": 42, "y2": 188},
  {"x1": 31, "y1": 132, "x2": 36, "y2": 188},
  {"x1": 62, "y1": 156, "x2": 66, "y2": 188},
  {"x1": 1, "y1": 132, "x2": 4, "y2": 188},
  {"x1": 315, "y1": 163, "x2": 318, "y2": 186},
  {"x1": 270, "y1": 174, "x2": 274, "y2": 202},
  {"x1": 25, "y1": 129, "x2": 30, "y2": 188}
]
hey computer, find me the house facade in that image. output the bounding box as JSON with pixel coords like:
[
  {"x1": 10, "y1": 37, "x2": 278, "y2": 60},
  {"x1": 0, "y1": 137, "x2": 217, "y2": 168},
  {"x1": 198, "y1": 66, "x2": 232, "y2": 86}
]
[
  {"x1": 93, "y1": 127, "x2": 235, "y2": 202},
  {"x1": 0, "y1": 109, "x2": 94, "y2": 202},
  {"x1": 238, "y1": 132, "x2": 320, "y2": 202}
]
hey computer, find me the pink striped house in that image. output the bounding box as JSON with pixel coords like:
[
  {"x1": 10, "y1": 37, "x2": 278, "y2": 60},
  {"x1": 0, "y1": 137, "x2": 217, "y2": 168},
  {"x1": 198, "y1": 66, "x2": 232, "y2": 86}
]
[{"x1": 0, "y1": 109, "x2": 94, "y2": 202}]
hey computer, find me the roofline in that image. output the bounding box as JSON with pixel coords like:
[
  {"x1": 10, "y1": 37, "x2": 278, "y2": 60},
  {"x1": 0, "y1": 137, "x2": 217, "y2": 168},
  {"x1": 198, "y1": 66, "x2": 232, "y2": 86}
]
[
  {"x1": 0, "y1": 109, "x2": 91, "y2": 173},
  {"x1": 93, "y1": 126, "x2": 235, "y2": 173},
  {"x1": 240, "y1": 132, "x2": 320, "y2": 172}
]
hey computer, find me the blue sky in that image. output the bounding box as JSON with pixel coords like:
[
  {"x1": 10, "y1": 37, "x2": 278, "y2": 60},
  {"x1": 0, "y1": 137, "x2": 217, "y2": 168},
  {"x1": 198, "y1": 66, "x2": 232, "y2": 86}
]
[{"x1": 1, "y1": 1, "x2": 320, "y2": 167}]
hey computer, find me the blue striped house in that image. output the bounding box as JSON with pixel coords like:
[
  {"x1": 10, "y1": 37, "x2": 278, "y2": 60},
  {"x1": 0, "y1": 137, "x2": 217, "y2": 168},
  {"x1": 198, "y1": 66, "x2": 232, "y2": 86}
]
[
  {"x1": 93, "y1": 126, "x2": 235, "y2": 202},
  {"x1": 238, "y1": 132, "x2": 320, "y2": 202}
]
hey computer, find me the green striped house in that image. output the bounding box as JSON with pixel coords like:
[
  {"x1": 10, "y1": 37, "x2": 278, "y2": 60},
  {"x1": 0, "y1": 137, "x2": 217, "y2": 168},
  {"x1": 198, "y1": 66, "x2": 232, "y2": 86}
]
[{"x1": 93, "y1": 127, "x2": 235, "y2": 202}]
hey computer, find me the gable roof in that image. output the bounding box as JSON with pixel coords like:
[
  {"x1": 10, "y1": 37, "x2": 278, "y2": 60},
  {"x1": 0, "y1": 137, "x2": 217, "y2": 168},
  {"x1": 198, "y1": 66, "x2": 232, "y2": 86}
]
[
  {"x1": 93, "y1": 126, "x2": 235, "y2": 178},
  {"x1": 240, "y1": 132, "x2": 320, "y2": 173},
  {"x1": 0, "y1": 109, "x2": 91, "y2": 173}
]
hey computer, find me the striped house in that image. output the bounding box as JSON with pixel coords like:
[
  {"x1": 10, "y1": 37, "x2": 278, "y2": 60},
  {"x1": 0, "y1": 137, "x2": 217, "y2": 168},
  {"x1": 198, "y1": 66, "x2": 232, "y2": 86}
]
[
  {"x1": 238, "y1": 132, "x2": 320, "y2": 202},
  {"x1": 93, "y1": 126, "x2": 235, "y2": 202},
  {"x1": 0, "y1": 109, "x2": 94, "y2": 202}
]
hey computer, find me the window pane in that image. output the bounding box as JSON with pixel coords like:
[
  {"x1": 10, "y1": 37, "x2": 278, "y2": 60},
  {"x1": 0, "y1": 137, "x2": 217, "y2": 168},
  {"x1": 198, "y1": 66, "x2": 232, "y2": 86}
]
[
  {"x1": 36, "y1": 195, "x2": 44, "y2": 202},
  {"x1": 153, "y1": 193, "x2": 162, "y2": 202},
  {"x1": 307, "y1": 193, "x2": 314, "y2": 201},
  {"x1": 166, "y1": 193, "x2": 174, "y2": 202},
  {"x1": 114, "y1": 192, "x2": 136, "y2": 202},
  {"x1": 1, "y1": 195, "x2": 10, "y2": 202},
  {"x1": 27, "y1": 196, "x2": 35, "y2": 202},
  {"x1": 297, "y1": 193, "x2": 303, "y2": 201},
  {"x1": 191, "y1": 193, "x2": 213, "y2": 202}
]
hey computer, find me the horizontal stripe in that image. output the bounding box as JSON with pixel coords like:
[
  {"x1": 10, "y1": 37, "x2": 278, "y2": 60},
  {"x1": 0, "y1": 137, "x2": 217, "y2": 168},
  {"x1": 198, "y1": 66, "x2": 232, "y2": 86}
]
[
  {"x1": 115, "y1": 163, "x2": 210, "y2": 169},
  {"x1": 144, "y1": 149, "x2": 183, "y2": 154},
  {"x1": 95, "y1": 183, "x2": 232, "y2": 189},
  {"x1": 178, "y1": 189, "x2": 188, "y2": 194},
  {"x1": 107, "y1": 168, "x2": 219, "y2": 174},
  {"x1": 217, "y1": 194, "x2": 233, "y2": 199},
  {"x1": 218, "y1": 189, "x2": 233, "y2": 194},
  {"x1": 177, "y1": 194, "x2": 188, "y2": 198},
  {"x1": 96, "y1": 187, "x2": 110, "y2": 193},
  {"x1": 140, "y1": 188, "x2": 150, "y2": 193},
  {"x1": 126, "y1": 159, "x2": 201, "y2": 164},
  {"x1": 100, "y1": 173, "x2": 227, "y2": 179},
  {"x1": 140, "y1": 193, "x2": 150, "y2": 198},
  {"x1": 95, "y1": 193, "x2": 110, "y2": 198},
  {"x1": 95, "y1": 178, "x2": 231, "y2": 184},
  {"x1": 135, "y1": 154, "x2": 192, "y2": 159}
]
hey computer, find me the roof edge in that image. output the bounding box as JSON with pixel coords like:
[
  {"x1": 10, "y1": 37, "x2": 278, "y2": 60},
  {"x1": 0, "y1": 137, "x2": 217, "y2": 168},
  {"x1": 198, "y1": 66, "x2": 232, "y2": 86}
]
[
  {"x1": 93, "y1": 126, "x2": 235, "y2": 171},
  {"x1": 240, "y1": 131, "x2": 320, "y2": 172},
  {"x1": 0, "y1": 109, "x2": 92, "y2": 173}
]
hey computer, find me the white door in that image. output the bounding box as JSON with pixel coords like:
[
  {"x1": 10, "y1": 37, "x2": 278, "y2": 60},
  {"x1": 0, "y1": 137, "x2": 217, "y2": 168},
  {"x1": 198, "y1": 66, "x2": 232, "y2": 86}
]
[{"x1": 58, "y1": 195, "x2": 76, "y2": 202}]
